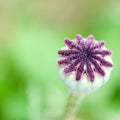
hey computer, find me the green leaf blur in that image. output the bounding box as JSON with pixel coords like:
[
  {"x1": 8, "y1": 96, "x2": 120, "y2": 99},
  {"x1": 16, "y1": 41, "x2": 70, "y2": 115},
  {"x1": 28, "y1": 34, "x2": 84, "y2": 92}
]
[{"x1": 0, "y1": 0, "x2": 120, "y2": 120}]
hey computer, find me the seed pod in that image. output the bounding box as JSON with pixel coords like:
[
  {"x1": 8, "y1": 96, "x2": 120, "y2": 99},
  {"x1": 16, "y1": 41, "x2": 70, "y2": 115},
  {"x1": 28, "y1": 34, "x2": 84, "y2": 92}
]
[{"x1": 57, "y1": 34, "x2": 113, "y2": 95}]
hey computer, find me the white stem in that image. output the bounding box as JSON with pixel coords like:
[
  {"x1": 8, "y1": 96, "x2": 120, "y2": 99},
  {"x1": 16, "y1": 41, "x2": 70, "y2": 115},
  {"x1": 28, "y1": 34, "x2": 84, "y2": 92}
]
[{"x1": 62, "y1": 91, "x2": 85, "y2": 120}]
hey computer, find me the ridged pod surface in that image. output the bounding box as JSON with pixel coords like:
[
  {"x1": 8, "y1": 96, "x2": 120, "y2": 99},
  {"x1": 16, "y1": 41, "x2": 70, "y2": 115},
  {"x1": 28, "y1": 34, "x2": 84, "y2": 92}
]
[{"x1": 57, "y1": 34, "x2": 113, "y2": 94}]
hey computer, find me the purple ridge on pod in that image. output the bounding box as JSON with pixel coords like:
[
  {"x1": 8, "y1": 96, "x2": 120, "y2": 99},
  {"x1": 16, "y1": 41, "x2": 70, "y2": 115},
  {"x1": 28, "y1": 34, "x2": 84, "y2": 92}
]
[
  {"x1": 94, "y1": 50, "x2": 112, "y2": 57},
  {"x1": 64, "y1": 38, "x2": 76, "y2": 49},
  {"x1": 64, "y1": 59, "x2": 80, "y2": 74},
  {"x1": 92, "y1": 56, "x2": 113, "y2": 67},
  {"x1": 89, "y1": 58, "x2": 105, "y2": 77},
  {"x1": 86, "y1": 61, "x2": 95, "y2": 82},
  {"x1": 58, "y1": 58, "x2": 70, "y2": 66},
  {"x1": 93, "y1": 41, "x2": 105, "y2": 50},
  {"x1": 76, "y1": 61, "x2": 85, "y2": 81},
  {"x1": 58, "y1": 34, "x2": 113, "y2": 82},
  {"x1": 58, "y1": 50, "x2": 79, "y2": 56},
  {"x1": 87, "y1": 35, "x2": 94, "y2": 44},
  {"x1": 76, "y1": 34, "x2": 83, "y2": 45}
]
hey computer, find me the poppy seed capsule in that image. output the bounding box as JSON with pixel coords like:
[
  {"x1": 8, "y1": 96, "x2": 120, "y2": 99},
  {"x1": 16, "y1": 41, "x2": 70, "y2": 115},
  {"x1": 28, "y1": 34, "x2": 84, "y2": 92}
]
[{"x1": 57, "y1": 34, "x2": 113, "y2": 94}]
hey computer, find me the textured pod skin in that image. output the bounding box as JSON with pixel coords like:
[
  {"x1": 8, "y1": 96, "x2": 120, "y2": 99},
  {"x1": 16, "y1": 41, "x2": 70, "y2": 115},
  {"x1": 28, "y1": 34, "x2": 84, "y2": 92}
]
[{"x1": 57, "y1": 35, "x2": 113, "y2": 94}]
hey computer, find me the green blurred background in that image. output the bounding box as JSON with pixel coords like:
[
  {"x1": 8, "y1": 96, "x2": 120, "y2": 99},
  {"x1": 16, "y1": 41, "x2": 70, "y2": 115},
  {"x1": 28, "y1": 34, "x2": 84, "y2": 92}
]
[{"x1": 0, "y1": 0, "x2": 120, "y2": 120}]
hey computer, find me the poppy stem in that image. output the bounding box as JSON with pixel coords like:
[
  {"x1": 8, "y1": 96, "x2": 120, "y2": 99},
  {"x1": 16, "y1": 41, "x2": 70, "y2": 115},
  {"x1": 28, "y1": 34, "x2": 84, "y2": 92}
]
[{"x1": 62, "y1": 91, "x2": 85, "y2": 120}]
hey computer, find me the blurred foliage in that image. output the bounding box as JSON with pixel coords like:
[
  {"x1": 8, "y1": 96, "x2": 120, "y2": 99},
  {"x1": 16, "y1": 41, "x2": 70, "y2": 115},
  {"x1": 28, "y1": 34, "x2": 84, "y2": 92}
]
[{"x1": 0, "y1": 0, "x2": 120, "y2": 120}]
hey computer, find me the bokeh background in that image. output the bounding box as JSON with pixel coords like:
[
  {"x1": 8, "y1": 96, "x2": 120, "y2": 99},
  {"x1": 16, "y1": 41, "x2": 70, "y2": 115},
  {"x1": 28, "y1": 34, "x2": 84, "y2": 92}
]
[{"x1": 0, "y1": 0, "x2": 120, "y2": 120}]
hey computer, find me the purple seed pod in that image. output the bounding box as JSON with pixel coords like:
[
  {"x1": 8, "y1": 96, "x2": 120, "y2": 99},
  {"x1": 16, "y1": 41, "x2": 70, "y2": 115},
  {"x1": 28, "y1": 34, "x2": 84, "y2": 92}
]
[{"x1": 57, "y1": 34, "x2": 113, "y2": 94}]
